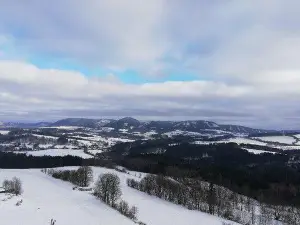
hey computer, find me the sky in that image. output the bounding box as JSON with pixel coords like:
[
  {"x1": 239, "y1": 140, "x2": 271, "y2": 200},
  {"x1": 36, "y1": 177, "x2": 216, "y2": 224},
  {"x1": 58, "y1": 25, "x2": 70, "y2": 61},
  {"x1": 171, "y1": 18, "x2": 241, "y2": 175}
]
[{"x1": 0, "y1": 0, "x2": 300, "y2": 129}]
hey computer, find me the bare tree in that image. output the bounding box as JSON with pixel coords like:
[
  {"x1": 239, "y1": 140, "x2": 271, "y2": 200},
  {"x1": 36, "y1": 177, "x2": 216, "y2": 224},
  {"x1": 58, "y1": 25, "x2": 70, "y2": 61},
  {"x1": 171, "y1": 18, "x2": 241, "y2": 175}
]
[
  {"x1": 77, "y1": 166, "x2": 93, "y2": 187},
  {"x1": 12, "y1": 177, "x2": 23, "y2": 195},
  {"x1": 128, "y1": 205, "x2": 138, "y2": 220},
  {"x1": 118, "y1": 200, "x2": 130, "y2": 215},
  {"x1": 94, "y1": 173, "x2": 122, "y2": 206},
  {"x1": 2, "y1": 179, "x2": 12, "y2": 192},
  {"x1": 207, "y1": 182, "x2": 216, "y2": 215},
  {"x1": 2, "y1": 177, "x2": 22, "y2": 195}
]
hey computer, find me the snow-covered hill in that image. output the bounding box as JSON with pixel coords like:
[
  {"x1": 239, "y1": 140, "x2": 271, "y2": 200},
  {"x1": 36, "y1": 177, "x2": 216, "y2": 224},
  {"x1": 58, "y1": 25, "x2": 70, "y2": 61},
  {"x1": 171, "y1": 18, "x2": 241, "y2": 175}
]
[
  {"x1": 0, "y1": 168, "x2": 239, "y2": 225},
  {"x1": 1, "y1": 117, "x2": 270, "y2": 136}
]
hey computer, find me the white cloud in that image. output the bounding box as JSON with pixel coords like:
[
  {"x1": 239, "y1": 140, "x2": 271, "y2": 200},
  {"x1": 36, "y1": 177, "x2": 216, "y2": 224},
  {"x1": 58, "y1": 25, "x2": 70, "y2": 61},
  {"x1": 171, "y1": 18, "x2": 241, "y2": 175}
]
[
  {"x1": 1, "y1": 1, "x2": 300, "y2": 128},
  {"x1": 0, "y1": 60, "x2": 299, "y2": 129}
]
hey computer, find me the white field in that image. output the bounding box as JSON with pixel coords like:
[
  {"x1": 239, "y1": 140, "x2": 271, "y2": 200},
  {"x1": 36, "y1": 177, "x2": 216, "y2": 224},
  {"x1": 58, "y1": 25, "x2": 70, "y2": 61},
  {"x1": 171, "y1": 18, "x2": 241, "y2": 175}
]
[
  {"x1": 0, "y1": 167, "x2": 240, "y2": 225},
  {"x1": 164, "y1": 130, "x2": 204, "y2": 137},
  {"x1": 0, "y1": 130, "x2": 10, "y2": 135},
  {"x1": 70, "y1": 135, "x2": 134, "y2": 147},
  {"x1": 294, "y1": 134, "x2": 300, "y2": 139},
  {"x1": 223, "y1": 137, "x2": 268, "y2": 146},
  {"x1": 194, "y1": 138, "x2": 268, "y2": 146},
  {"x1": 45, "y1": 126, "x2": 83, "y2": 130},
  {"x1": 194, "y1": 137, "x2": 300, "y2": 151},
  {"x1": 14, "y1": 149, "x2": 93, "y2": 159},
  {"x1": 255, "y1": 136, "x2": 296, "y2": 145},
  {"x1": 242, "y1": 148, "x2": 276, "y2": 155},
  {"x1": 32, "y1": 134, "x2": 58, "y2": 140}
]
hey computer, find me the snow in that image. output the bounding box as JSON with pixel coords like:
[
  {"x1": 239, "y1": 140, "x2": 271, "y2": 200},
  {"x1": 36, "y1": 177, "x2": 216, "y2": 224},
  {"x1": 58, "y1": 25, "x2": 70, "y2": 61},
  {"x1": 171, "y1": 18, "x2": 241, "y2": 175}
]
[
  {"x1": 0, "y1": 168, "x2": 240, "y2": 225},
  {"x1": 70, "y1": 135, "x2": 134, "y2": 147},
  {"x1": 193, "y1": 138, "x2": 268, "y2": 146},
  {"x1": 143, "y1": 130, "x2": 158, "y2": 137},
  {"x1": 294, "y1": 134, "x2": 300, "y2": 139},
  {"x1": 39, "y1": 144, "x2": 54, "y2": 148},
  {"x1": 0, "y1": 169, "x2": 135, "y2": 225},
  {"x1": 88, "y1": 150, "x2": 103, "y2": 155},
  {"x1": 220, "y1": 137, "x2": 268, "y2": 146},
  {"x1": 32, "y1": 134, "x2": 58, "y2": 140},
  {"x1": 255, "y1": 136, "x2": 296, "y2": 145},
  {"x1": 242, "y1": 148, "x2": 277, "y2": 155},
  {"x1": 0, "y1": 130, "x2": 10, "y2": 135},
  {"x1": 119, "y1": 129, "x2": 128, "y2": 133},
  {"x1": 100, "y1": 127, "x2": 115, "y2": 132},
  {"x1": 14, "y1": 149, "x2": 93, "y2": 159},
  {"x1": 164, "y1": 130, "x2": 204, "y2": 137},
  {"x1": 41, "y1": 126, "x2": 82, "y2": 130}
]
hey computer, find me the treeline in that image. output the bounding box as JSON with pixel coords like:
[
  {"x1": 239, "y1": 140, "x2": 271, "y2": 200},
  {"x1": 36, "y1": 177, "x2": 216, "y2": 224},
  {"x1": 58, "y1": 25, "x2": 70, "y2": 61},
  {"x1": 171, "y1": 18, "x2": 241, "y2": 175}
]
[
  {"x1": 127, "y1": 175, "x2": 300, "y2": 225},
  {"x1": 0, "y1": 152, "x2": 116, "y2": 169},
  {"x1": 0, "y1": 152, "x2": 83, "y2": 168},
  {"x1": 121, "y1": 153, "x2": 300, "y2": 207},
  {"x1": 113, "y1": 141, "x2": 300, "y2": 208},
  {"x1": 46, "y1": 166, "x2": 93, "y2": 187}
]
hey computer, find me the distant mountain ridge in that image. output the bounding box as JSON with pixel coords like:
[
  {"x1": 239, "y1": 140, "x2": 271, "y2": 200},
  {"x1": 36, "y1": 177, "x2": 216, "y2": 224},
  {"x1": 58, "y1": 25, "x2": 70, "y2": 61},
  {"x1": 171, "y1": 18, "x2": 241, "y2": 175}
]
[{"x1": 0, "y1": 117, "x2": 271, "y2": 135}]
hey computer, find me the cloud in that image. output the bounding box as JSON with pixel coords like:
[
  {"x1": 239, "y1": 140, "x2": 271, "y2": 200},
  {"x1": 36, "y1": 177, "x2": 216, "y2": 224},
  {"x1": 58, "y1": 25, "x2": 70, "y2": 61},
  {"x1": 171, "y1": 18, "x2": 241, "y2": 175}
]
[
  {"x1": 0, "y1": 60, "x2": 299, "y2": 129},
  {"x1": 1, "y1": 1, "x2": 300, "y2": 128},
  {"x1": 0, "y1": 0, "x2": 168, "y2": 73}
]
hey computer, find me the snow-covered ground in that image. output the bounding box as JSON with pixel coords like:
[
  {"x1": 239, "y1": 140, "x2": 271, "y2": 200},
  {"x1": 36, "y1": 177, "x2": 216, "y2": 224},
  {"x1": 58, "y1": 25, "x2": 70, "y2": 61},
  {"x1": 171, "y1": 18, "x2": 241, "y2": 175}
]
[
  {"x1": 255, "y1": 136, "x2": 296, "y2": 145},
  {"x1": 242, "y1": 148, "x2": 276, "y2": 155},
  {"x1": 32, "y1": 134, "x2": 58, "y2": 140},
  {"x1": 0, "y1": 168, "x2": 240, "y2": 225},
  {"x1": 294, "y1": 134, "x2": 300, "y2": 139},
  {"x1": 0, "y1": 130, "x2": 10, "y2": 135},
  {"x1": 40, "y1": 126, "x2": 83, "y2": 130},
  {"x1": 70, "y1": 135, "x2": 134, "y2": 147},
  {"x1": 88, "y1": 149, "x2": 103, "y2": 155},
  {"x1": 194, "y1": 138, "x2": 268, "y2": 146},
  {"x1": 223, "y1": 137, "x2": 268, "y2": 146},
  {"x1": 14, "y1": 149, "x2": 93, "y2": 159},
  {"x1": 164, "y1": 130, "x2": 205, "y2": 137},
  {"x1": 194, "y1": 137, "x2": 300, "y2": 151}
]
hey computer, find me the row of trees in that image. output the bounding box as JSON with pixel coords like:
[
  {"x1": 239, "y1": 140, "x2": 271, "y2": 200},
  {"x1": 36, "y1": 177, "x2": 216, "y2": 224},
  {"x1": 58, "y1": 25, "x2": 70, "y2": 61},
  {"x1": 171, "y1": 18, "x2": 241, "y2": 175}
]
[
  {"x1": 127, "y1": 174, "x2": 300, "y2": 225},
  {"x1": 47, "y1": 166, "x2": 93, "y2": 187},
  {"x1": 2, "y1": 177, "x2": 23, "y2": 195}
]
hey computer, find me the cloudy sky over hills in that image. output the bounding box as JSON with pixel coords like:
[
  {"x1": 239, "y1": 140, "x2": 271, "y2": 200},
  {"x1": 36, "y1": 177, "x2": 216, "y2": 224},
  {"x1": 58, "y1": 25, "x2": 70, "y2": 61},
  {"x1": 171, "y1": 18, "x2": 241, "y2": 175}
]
[{"x1": 0, "y1": 0, "x2": 300, "y2": 129}]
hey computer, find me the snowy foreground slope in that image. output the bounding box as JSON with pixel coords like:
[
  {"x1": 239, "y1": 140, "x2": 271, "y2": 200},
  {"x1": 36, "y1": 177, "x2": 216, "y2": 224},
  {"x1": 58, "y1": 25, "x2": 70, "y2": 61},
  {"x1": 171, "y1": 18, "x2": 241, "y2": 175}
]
[{"x1": 0, "y1": 167, "x2": 239, "y2": 225}]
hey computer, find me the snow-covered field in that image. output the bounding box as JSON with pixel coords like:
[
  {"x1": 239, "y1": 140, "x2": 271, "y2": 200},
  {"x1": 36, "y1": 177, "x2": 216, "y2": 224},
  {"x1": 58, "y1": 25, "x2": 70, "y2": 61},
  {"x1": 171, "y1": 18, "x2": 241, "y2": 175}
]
[
  {"x1": 0, "y1": 130, "x2": 10, "y2": 135},
  {"x1": 164, "y1": 130, "x2": 205, "y2": 137},
  {"x1": 223, "y1": 137, "x2": 268, "y2": 146},
  {"x1": 255, "y1": 136, "x2": 296, "y2": 145},
  {"x1": 0, "y1": 168, "x2": 239, "y2": 225},
  {"x1": 294, "y1": 134, "x2": 300, "y2": 139},
  {"x1": 14, "y1": 149, "x2": 93, "y2": 159},
  {"x1": 41, "y1": 126, "x2": 83, "y2": 130},
  {"x1": 194, "y1": 137, "x2": 300, "y2": 151},
  {"x1": 242, "y1": 148, "x2": 276, "y2": 155},
  {"x1": 194, "y1": 138, "x2": 268, "y2": 146}
]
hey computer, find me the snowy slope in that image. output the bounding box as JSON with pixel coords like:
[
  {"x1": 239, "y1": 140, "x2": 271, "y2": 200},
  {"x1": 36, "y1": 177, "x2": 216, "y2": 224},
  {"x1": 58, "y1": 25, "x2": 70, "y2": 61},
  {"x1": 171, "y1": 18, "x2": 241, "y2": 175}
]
[
  {"x1": 223, "y1": 137, "x2": 268, "y2": 146},
  {"x1": 92, "y1": 167, "x2": 240, "y2": 225},
  {"x1": 255, "y1": 136, "x2": 296, "y2": 145},
  {"x1": 242, "y1": 148, "x2": 276, "y2": 155},
  {"x1": 0, "y1": 169, "x2": 135, "y2": 225},
  {"x1": 0, "y1": 130, "x2": 10, "y2": 135},
  {"x1": 0, "y1": 168, "x2": 240, "y2": 225}
]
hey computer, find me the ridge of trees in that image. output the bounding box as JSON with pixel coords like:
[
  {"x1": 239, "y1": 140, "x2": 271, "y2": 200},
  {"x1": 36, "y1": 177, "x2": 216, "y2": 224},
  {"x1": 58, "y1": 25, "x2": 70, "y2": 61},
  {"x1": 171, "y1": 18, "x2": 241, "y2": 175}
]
[{"x1": 127, "y1": 174, "x2": 300, "y2": 225}]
